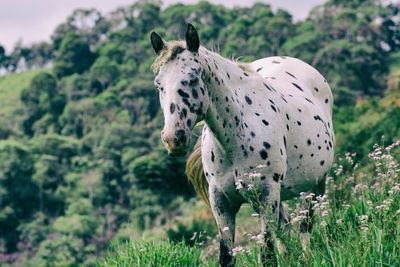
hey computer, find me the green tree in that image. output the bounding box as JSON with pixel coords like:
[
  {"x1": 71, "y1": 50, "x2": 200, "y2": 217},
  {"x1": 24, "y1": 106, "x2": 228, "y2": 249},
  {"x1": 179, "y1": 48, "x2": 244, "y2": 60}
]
[
  {"x1": 0, "y1": 141, "x2": 37, "y2": 251},
  {"x1": 21, "y1": 72, "x2": 65, "y2": 135},
  {"x1": 54, "y1": 32, "x2": 96, "y2": 78}
]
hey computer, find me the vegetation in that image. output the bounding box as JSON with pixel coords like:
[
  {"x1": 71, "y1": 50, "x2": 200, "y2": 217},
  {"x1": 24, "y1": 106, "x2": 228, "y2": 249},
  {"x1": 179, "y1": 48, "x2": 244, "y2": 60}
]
[{"x1": 0, "y1": 0, "x2": 399, "y2": 266}]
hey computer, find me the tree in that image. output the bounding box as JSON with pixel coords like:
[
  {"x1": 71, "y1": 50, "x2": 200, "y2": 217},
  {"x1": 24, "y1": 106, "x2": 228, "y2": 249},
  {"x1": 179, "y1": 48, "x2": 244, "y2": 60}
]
[
  {"x1": 0, "y1": 141, "x2": 37, "y2": 251},
  {"x1": 21, "y1": 72, "x2": 65, "y2": 135},
  {"x1": 54, "y1": 32, "x2": 96, "y2": 78}
]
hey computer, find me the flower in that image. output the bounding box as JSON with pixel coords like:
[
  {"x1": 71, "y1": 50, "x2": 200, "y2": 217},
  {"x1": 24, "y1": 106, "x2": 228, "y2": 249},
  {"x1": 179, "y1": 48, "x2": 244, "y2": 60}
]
[{"x1": 235, "y1": 179, "x2": 244, "y2": 190}]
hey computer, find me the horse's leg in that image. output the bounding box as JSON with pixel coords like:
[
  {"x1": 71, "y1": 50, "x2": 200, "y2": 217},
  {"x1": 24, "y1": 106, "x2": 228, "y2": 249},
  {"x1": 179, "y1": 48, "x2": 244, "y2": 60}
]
[
  {"x1": 209, "y1": 185, "x2": 240, "y2": 267},
  {"x1": 300, "y1": 178, "x2": 326, "y2": 251},
  {"x1": 257, "y1": 181, "x2": 281, "y2": 267}
]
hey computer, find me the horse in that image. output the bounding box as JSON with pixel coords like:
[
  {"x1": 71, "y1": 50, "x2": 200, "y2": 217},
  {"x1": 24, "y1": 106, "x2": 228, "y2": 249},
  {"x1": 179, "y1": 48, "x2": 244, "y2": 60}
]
[{"x1": 150, "y1": 24, "x2": 334, "y2": 266}]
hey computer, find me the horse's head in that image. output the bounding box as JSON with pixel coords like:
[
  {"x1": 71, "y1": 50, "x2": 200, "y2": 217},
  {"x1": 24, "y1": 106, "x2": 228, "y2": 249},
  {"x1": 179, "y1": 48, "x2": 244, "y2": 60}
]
[{"x1": 151, "y1": 24, "x2": 209, "y2": 157}]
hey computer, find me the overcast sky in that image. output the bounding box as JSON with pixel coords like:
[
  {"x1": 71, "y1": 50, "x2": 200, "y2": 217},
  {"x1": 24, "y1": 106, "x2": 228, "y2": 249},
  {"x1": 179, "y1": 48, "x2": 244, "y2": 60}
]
[{"x1": 0, "y1": 0, "x2": 326, "y2": 52}]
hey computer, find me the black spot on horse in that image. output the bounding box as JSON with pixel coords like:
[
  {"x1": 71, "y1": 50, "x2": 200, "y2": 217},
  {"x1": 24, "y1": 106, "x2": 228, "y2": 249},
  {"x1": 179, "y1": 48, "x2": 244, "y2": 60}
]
[
  {"x1": 189, "y1": 78, "x2": 199, "y2": 86},
  {"x1": 305, "y1": 98, "x2": 314, "y2": 104},
  {"x1": 257, "y1": 67, "x2": 263, "y2": 72},
  {"x1": 286, "y1": 71, "x2": 297, "y2": 79},
  {"x1": 234, "y1": 116, "x2": 240, "y2": 126},
  {"x1": 182, "y1": 108, "x2": 187, "y2": 118},
  {"x1": 307, "y1": 139, "x2": 312, "y2": 145},
  {"x1": 170, "y1": 103, "x2": 176, "y2": 114},
  {"x1": 211, "y1": 151, "x2": 215, "y2": 162},
  {"x1": 325, "y1": 98, "x2": 329, "y2": 103},
  {"x1": 271, "y1": 105, "x2": 277, "y2": 112},
  {"x1": 273, "y1": 173, "x2": 280, "y2": 182},
  {"x1": 178, "y1": 89, "x2": 189, "y2": 98},
  {"x1": 320, "y1": 160, "x2": 325, "y2": 166},
  {"x1": 250, "y1": 131, "x2": 256, "y2": 137},
  {"x1": 192, "y1": 89, "x2": 198, "y2": 99},
  {"x1": 182, "y1": 98, "x2": 191, "y2": 107},
  {"x1": 245, "y1": 96, "x2": 252, "y2": 105},
  {"x1": 262, "y1": 120, "x2": 269, "y2": 126},
  {"x1": 292, "y1": 83, "x2": 304, "y2": 92},
  {"x1": 263, "y1": 142, "x2": 271, "y2": 149},
  {"x1": 259, "y1": 150, "x2": 268, "y2": 160},
  {"x1": 297, "y1": 121, "x2": 302, "y2": 126}
]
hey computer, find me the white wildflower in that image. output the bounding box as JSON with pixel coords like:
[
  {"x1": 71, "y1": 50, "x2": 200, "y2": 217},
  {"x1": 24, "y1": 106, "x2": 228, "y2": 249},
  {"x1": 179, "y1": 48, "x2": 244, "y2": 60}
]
[{"x1": 336, "y1": 219, "x2": 343, "y2": 225}]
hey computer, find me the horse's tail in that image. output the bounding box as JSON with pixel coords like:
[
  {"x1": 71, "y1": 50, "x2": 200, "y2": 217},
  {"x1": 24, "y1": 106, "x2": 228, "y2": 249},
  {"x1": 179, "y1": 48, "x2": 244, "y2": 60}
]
[{"x1": 186, "y1": 135, "x2": 210, "y2": 207}]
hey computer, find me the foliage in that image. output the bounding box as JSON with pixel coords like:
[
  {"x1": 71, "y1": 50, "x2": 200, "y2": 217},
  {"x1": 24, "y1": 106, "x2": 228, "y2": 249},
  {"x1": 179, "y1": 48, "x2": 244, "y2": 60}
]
[{"x1": 54, "y1": 32, "x2": 96, "y2": 78}]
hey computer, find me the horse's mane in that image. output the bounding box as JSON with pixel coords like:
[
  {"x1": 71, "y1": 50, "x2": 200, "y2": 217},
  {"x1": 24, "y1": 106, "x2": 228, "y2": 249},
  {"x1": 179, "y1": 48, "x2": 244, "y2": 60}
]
[
  {"x1": 185, "y1": 122, "x2": 210, "y2": 207},
  {"x1": 151, "y1": 40, "x2": 254, "y2": 74},
  {"x1": 151, "y1": 40, "x2": 186, "y2": 73}
]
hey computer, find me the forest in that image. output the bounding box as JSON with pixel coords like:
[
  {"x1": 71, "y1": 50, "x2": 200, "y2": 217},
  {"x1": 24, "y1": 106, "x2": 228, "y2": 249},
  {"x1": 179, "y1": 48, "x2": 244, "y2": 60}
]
[{"x1": 0, "y1": 0, "x2": 399, "y2": 266}]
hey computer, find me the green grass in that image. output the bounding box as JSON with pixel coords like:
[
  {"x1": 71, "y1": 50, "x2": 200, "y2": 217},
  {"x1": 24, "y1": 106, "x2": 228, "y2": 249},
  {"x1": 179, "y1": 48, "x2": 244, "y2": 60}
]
[
  {"x1": 99, "y1": 241, "x2": 203, "y2": 267},
  {"x1": 0, "y1": 70, "x2": 44, "y2": 116},
  {"x1": 101, "y1": 141, "x2": 400, "y2": 267}
]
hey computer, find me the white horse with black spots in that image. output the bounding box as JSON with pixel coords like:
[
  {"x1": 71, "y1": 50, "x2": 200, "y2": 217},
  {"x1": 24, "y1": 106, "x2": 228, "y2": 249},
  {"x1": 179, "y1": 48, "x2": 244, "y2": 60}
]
[{"x1": 150, "y1": 24, "x2": 334, "y2": 266}]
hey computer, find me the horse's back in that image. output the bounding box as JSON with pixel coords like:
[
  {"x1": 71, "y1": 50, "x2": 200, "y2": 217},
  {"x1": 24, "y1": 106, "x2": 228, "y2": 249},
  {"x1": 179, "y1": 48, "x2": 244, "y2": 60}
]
[
  {"x1": 250, "y1": 56, "x2": 333, "y2": 120},
  {"x1": 249, "y1": 56, "x2": 335, "y2": 197}
]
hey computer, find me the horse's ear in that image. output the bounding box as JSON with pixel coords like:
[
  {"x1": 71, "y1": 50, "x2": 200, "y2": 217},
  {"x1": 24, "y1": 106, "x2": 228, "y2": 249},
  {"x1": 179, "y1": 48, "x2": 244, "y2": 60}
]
[
  {"x1": 185, "y1": 24, "x2": 200, "y2": 53},
  {"x1": 150, "y1": 32, "x2": 165, "y2": 54}
]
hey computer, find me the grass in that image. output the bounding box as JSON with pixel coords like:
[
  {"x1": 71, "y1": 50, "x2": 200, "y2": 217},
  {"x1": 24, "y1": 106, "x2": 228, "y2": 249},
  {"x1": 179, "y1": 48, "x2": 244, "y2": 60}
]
[
  {"x1": 0, "y1": 70, "x2": 44, "y2": 116},
  {"x1": 101, "y1": 140, "x2": 400, "y2": 267},
  {"x1": 99, "y1": 241, "x2": 202, "y2": 267}
]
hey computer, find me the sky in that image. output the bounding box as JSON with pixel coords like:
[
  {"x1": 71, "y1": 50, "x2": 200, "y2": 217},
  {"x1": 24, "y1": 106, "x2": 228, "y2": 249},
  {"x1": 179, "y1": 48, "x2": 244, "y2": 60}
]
[{"x1": 0, "y1": 0, "x2": 326, "y2": 52}]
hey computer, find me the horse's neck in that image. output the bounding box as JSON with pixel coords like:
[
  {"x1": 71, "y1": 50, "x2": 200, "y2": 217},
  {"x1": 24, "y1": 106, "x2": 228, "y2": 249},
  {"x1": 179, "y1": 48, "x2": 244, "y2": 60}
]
[{"x1": 199, "y1": 48, "x2": 251, "y2": 156}]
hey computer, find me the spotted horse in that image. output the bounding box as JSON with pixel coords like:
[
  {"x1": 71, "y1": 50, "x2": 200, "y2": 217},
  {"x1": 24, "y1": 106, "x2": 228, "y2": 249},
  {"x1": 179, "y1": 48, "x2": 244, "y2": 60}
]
[{"x1": 150, "y1": 24, "x2": 335, "y2": 266}]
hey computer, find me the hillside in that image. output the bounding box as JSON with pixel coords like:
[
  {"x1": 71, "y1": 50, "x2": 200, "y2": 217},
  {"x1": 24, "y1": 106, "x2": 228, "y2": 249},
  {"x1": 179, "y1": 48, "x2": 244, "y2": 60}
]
[{"x1": 0, "y1": 0, "x2": 399, "y2": 266}]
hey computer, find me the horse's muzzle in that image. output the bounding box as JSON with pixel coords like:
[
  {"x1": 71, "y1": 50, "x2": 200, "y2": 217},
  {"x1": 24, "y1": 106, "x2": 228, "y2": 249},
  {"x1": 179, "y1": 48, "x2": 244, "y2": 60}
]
[{"x1": 162, "y1": 129, "x2": 190, "y2": 157}]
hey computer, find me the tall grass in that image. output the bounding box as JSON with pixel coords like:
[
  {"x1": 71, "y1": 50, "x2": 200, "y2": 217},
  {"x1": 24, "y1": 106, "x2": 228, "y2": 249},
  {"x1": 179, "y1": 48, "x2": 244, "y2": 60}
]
[
  {"x1": 100, "y1": 241, "x2": 202, "y2": 267},
  {"x1": 102, "y1": 140, "x2": 400, "y2": 266}
]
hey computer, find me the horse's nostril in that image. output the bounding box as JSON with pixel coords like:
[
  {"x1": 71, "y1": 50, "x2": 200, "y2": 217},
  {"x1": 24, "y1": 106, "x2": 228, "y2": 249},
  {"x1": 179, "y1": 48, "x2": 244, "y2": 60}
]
[{"x1": 175, "y1": 130, "x2": 187, "y2": 144}]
